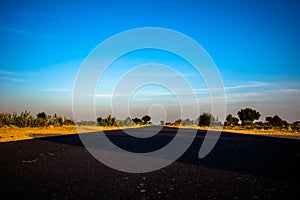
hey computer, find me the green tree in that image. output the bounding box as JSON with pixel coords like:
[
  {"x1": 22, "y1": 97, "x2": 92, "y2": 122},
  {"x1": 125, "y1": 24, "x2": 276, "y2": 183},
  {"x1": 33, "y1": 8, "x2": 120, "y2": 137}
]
[
  {"x1": 37, "y1": 112, "x2": 47, "y2": 119},
  {"x1": 64, "y1": 118, "x2": 75, "y2": 125},
  {"x1": 199, "y1": 113, "x2": 215, "y2": 126},
  {"x1": 124, "y1": 117, "x2": 134, "y2": 126},
  {"x1": 173, "y1": 119, "x2": 182, "y2": 126},
  {"x1": 0, "y1": 112, "x2": 9, "y2": 127},
  {"x1": 224, "y1": 114, "x2": 239, "y2": 126},
  {"x1": 132, "y1": 117, "x2": 143, "y2": 125},
  {"x1": 237, "y1": 108, "x2": 261, "y2": 126},
  {"x1": 96, "y1": 117, "x2": 104, "y2": 126},
  {"x1": 116, "y1": 117, "x2": 134, "y2": 127},
  {"x1": 0, "y1": 111, "x2": 75, "y2": 127},
  {"x1": 181, "y1": 118, "x2": 194, "y2": 126},
  {"x1": 142, "y1": 115, "x2": 151, "y2": 124},
  {"x1": 97, "y1": 115, "x2": 117, "y2": 127},
  {"x1": 52, "y1": 113, "x2": 59, "y2": 127},
  {"x1": 107, "y1": 115, "x2": 117, "y2": 126},
  {"x1": 265, "y1": 115, "x2": 284, "y2": 127},
  {"x1": 36, "y1": 112, "x2": 47, "y2": 126},
  {"x1": 57, "y1": 116, "x2": 64, "y2": 126},
  {"x1": 76, "y1": 120, "x2": 96, "y2": 126},
  {"x1": 292, "y1": 121, "x2": 300, "y2": 132}
]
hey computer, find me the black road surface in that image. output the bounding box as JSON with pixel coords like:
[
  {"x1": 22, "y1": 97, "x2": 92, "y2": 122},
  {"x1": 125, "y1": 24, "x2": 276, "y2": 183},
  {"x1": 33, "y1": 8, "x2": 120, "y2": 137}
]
[{"x1": 1, "y1": 126, "x2": 300, "y2": 199}]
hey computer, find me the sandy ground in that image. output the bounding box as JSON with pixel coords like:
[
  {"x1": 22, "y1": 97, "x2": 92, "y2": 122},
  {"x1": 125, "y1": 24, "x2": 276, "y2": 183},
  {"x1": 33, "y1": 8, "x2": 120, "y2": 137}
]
[{"x1": 0, "y1": 125, "x2": 145, "y2": 143}]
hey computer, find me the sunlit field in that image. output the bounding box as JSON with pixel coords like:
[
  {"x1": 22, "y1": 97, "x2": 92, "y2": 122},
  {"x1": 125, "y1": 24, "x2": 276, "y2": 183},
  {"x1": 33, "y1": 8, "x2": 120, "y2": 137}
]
[
  {"x1": 166, "y1": 125, "x2": 300, "y2": 139},
  {"x1": 1, "y1": 124, "x2": 299, "y2": 143},
  {"x1": 0, "y1": 125, "x2": 147, "y2": 143}
]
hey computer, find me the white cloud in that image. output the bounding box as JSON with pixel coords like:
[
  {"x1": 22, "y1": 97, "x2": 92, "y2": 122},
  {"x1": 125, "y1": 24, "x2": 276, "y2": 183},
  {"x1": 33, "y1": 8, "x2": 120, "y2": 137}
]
[
  {"x1": 0, "y1": 76, "x2": 27, "y2": 82},
  {"x1": 0, "y1": 69, "x2": 40, "y2": 83},
  {"x1": 94, "y1": 93, "x2": 128, "y2": 98},
  {"x1": 0, "y1": 69, "x2": 38, "y2": 77},
  {"x1": 224, "y1": 81, "x2": 275, "y2": 90},
  {"x1": 94, "y1": 80, "x2": 300, "y2": 110},
  {"x1": 0, "y1": 26, "x2": 31, "y2": 36},
  {"x1": 0, "y1": 70, "x2": 17, "y2": 75},
  {"x1": 0, "y1": 25, "x2": 50, "y2": 39},
  {"x1": 42, "y1": 88, "x2": 71, "y2": 92}
]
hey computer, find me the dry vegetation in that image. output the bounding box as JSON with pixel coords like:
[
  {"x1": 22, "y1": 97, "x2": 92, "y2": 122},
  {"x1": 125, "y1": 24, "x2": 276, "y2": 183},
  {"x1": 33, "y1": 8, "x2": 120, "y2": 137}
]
[
  {"x1": 0, "y1": 111, "x2": 152, "y2": 143},
  {"x1": 166, "y1": 125, "x2": 300, "y2": 139},
  {"x1": 1, "y1": 124, "x2": 299, "y2": 143},
  {"x1": 0, "y1": 125, "x2": 146, "y2": 143},
  {"x1": 0, "y1": 126, "x2": 76, "y2": 142},
  {"x1": 220, "y1": 127, "x2": 300, "y2": 138}
]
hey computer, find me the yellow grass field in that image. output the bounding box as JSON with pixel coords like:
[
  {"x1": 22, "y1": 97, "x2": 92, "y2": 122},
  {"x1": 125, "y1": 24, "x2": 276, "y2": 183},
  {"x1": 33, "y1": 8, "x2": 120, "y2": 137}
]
[
  {"x1": 0, "y1": 125, "x2": 145, "y2": 143},
  {"x1": 166, "y1": 125, "x2": 300, "y2": 139},
  {"x1": 1, "y1": 125, "x2": 299, "y2": 143}
]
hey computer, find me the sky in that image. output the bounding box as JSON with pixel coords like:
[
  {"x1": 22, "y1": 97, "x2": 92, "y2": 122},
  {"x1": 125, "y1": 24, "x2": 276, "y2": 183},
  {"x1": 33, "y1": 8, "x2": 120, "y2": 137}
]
[{"x1": 0, "y1": 0, "x2": 300, "y2": 123}]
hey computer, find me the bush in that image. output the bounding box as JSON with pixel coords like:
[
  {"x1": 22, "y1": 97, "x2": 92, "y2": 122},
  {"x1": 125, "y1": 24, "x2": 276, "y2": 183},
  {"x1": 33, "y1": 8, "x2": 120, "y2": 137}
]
[{"x1": 0, "y1": 111, "x2": 74, "y2": 128}]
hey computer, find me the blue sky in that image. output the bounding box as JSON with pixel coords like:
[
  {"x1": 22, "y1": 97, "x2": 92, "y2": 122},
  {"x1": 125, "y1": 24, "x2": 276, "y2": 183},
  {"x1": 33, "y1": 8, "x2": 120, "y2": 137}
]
[{"x1": 0, "y1": 0, "x2": 300, "y2": 123}]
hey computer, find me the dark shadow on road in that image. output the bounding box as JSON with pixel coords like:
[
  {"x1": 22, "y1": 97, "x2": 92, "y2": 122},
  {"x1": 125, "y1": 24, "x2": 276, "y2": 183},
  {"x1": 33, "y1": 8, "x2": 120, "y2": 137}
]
[
  {"x1": 40, "y1": 126, "x2": 176, "y2": 153},
  {"x1": 39, "y1": 126, "x2": 300, "y2": 181}
]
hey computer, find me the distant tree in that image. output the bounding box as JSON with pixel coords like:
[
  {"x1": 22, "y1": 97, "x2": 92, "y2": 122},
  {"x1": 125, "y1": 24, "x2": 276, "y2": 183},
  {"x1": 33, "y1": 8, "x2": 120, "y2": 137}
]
[
  {"x1": 36, "y1": 112, "x2": 48, "y2": 126},
  {"x1": 28, "y1": 115, "x2": 35, "y2": 127},
  {"x1": 117, "y1": 117, "x2": 134, "y2": 127},
  {"x1": 173, "y1": 118, "x2": 195, "y2": 126},
  {"x1": 142, "y1": 115, "x2": 151, "y2": 124},
  {"x1": 52, "y1": 113, "x2": 59, "y2": 126},
  {"x1": 116, "y1": 119, "x2": 124, "y2": 126},
  {"x1": 160, "y1": 120, "x2": 165, "y2": 126},
  {"x1": 57, "y1": 116, "x2": 64, "y2": 126},
  {"x1": 97, "y1": 115, "x2": 117, "y2": 126},
  {"x1": 76, "y1": 120, "x2": 97, "y2": 126},
  {"x1": 174, "y1": 119, "x2": 182, "y2": 126},
  {"x1": 132, "y1": 117, "x2": 143, "y2": 125},
  {"x1": 0, "y1": 111, "x2": 75, "y2": 128},
  {"x1": 199, "y1": 113, "x2": 215, "y2": 126},
  {"x1": 36, "y1": 112, "x2": 47, "y2": 119},
  {"x1": 224, "y1": 114, "x2": 239, "y2": 126},
  {"x1": 283, "y1": 120, "x2": 288, "y2": 127},
  {"x1": 64, "y1": 118, "x2": 75, "y2": 125},
  {"x1": 124, "y1": 117, "x2": 134, "y2": 126},
  {"x1": 0, "y1": 112, "x2": 11, "y2": 127},
  {"x1": 96, "y1": 117, "x2": 104, "y2": 126},
  {"x1": 106, "y1": 115, "x2": 116, "y2": 126},
  {"x1": 292, "y1": 121, "x2": 300, "y2": 132},
  {"x1": 272, "y1": 115, "x2": 283, "y2": 126},
  {"x1": 266, "y1": 115, "x2": 284, "y2": 127},
  {"x1": 181, "y1": 118, "x2": 194, "y2": 126},
  {"x1": 237, "y1": 108, "x2": 261, "y2": 126}
]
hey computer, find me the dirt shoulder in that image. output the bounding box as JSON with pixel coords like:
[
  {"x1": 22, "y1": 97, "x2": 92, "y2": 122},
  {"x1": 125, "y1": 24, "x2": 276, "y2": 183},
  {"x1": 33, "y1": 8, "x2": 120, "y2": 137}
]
[
  {"x1": 1, "y1": 125, "x2": 299, "y2": 143},
  {"x1": 165, "y1": 125, "x2": 300, "y2": 139},
  {"x1": 0, "y1": 125, "x2": 145, "y2": 143}
]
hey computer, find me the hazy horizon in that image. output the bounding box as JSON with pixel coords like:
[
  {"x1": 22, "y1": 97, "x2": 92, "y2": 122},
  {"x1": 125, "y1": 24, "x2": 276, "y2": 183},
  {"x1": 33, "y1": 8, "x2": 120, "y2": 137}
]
[{"x1": 1, "y1": 0, "x2": 300, "y2": 123}]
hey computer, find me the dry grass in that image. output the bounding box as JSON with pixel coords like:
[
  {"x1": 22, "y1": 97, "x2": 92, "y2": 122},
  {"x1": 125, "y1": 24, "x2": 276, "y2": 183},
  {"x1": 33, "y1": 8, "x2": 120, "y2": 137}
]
[
  {"x1": 166, "y1": 125, "x2": 300, "y2": 139},
  {"x1": 220, "y1": 128, "x2": 300, "y2": 139},
  {"x1": 2, "y1": 125, "x2": 299, "y2": 143},
  {"x1": 0, "y1": 125, "x2": 147, "y2": 143}
]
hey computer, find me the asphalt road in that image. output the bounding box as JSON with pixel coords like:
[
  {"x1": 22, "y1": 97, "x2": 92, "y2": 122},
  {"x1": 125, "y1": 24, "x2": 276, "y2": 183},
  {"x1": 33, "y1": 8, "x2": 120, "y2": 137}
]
[{"x1": 1, "y1": 126, "x2": 300, "y2": 199}]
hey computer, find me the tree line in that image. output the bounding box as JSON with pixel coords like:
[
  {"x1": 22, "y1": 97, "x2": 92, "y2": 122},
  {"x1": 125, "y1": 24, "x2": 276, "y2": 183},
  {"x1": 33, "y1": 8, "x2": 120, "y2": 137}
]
[
  {"x1": 164, "y1": 113, "x2": 222, "y2": 127},
  {"x1": 1, "y1": 108, "x2": 299, "y2": 132},
  {"x1": 96, "y1": 115, "x2": 151, "y2": 127},
  {"x1": 223, "y1": 107, "x2": 300, "y2": 132},
  {"x1": 0, "y1": 111, "x2": 152, "y2": 128},
  {"x1": 165, "y1": 108, "x2": 300, "y2": 132},
  {"x1": 0, "y1": 111, "x2": 75, "y2": 128}
]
